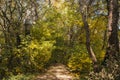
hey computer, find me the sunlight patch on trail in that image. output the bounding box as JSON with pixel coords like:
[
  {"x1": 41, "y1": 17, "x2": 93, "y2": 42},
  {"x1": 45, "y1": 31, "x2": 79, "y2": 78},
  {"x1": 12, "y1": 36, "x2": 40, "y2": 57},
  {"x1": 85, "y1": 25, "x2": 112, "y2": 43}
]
[{"x1": 35, "y1": 64, "x2": 79, "y2": 80}]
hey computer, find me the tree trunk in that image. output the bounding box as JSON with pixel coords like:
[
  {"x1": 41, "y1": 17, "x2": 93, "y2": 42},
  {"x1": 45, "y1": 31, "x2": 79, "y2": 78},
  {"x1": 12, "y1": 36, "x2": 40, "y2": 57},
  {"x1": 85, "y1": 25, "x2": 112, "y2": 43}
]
[
  {"x1": 78, "y1": 0, "x2": 98, "y2": 72},
  {"x1": 81, "y1": 13, "x2": 98, "y2": 72},
  {"x1": 103, "y1": 0, "x2": 119, "y2": 64}
]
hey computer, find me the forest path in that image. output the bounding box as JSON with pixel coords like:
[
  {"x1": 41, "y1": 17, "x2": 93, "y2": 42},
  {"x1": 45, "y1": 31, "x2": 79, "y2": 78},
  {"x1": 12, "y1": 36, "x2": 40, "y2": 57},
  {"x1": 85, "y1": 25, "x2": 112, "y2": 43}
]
[{"x1": 35, "y1": 64, "x2": 79, "y2": 80}]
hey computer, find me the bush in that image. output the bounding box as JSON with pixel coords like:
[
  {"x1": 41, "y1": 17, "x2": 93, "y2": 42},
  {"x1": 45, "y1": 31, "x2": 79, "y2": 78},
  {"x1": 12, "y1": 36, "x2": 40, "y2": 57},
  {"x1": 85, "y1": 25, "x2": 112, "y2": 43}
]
[
  {"x1": 68, "y1": 52, "x2": 92, "y2": 73},
  {"x1": 19, "y1": 38, "x2": 55, "y2": 72},
  {"x1": 67, "y1": 45, "x2": 92, "y2": 74},
  {"x1": 3, "y1": 74, "x2": 35, "y2": 80}
]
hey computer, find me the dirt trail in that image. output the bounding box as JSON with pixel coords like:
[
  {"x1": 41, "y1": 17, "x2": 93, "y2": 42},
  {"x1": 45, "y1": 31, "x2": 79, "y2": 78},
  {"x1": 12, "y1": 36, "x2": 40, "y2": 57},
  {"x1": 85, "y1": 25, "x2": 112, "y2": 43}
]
[{"x1": 35, "y1": 64, "x2": 79, "y2": 80}]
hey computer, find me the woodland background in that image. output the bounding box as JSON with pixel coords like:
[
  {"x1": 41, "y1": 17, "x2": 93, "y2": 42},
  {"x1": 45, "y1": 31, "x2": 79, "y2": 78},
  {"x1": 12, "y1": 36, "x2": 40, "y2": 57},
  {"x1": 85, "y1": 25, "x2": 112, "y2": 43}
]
[{"x1": 0, "y1": 0, "x2": 120, "y2": 80}]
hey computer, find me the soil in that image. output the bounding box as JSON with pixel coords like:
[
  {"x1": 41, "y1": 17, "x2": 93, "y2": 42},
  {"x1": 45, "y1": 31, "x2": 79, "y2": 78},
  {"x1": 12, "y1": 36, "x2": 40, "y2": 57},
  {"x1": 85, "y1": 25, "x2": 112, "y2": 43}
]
[{"x1": 35, "y1": 64, "x2": 79, "y2": 80}]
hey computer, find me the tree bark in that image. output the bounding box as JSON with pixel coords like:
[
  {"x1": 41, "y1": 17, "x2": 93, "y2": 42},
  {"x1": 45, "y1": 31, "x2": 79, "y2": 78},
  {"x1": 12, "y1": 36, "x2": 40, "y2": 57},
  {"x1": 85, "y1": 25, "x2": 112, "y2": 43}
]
[
  {"x1": 103, "y1": 0, "x2": 119, "y2": 64},
  {"x1": 81, "y1": 13, "x2": 98, "y2": 72},
  {"x1": 78, "y1": 0, "x2": 98, "y2": 72}
]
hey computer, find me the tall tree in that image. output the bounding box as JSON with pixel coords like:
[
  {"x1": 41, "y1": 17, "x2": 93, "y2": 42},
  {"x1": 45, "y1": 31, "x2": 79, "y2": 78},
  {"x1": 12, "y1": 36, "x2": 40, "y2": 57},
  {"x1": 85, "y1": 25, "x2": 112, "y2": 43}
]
[
  {"x1": 104, "y1": 0, "x2": 119, "y2": 63},
  {"x1": 78, "y1": 0, "x2": 98, "y2": 71}
]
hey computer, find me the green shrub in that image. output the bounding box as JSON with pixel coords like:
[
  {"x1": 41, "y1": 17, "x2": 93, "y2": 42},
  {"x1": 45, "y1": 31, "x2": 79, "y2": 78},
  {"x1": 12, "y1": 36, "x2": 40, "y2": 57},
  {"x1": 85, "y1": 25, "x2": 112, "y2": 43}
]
[
  {"x1": 3, "y1": 74, "x2": 35, "y2": 80},
  {"x1": 19, "y1": 38, "x2": 55, "y2": 72},
  {"x1": 67, "y1": 45, "x2": 92, "y2": 74},
  {"x1": 68, "y1": 52, "x2": 92, "y2": 73}
]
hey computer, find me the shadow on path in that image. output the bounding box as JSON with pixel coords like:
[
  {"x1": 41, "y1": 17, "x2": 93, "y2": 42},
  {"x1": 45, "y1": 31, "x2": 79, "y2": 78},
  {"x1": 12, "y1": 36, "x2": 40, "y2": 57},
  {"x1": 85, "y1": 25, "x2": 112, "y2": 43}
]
[{"x1": 35, "y1": 64, "x2": 79, "y2": 80}]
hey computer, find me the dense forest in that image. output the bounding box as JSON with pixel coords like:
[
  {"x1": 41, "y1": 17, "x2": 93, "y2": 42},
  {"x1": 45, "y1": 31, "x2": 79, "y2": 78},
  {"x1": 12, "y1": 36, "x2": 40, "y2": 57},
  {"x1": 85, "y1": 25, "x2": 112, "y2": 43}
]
[{"x1": 0, "y1": 0, "x2": 120, "y2": 80}]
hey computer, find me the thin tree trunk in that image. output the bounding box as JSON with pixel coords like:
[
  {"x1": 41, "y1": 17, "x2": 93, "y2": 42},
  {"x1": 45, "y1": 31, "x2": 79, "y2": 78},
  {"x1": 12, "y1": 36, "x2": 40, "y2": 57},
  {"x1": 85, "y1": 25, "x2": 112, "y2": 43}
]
[
  {"x1": 81, "y1": 13, "x2": 98, "y2": 72},
  {"x1": 78, "y1": 0, "x2": 98, "y2": 72}
]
